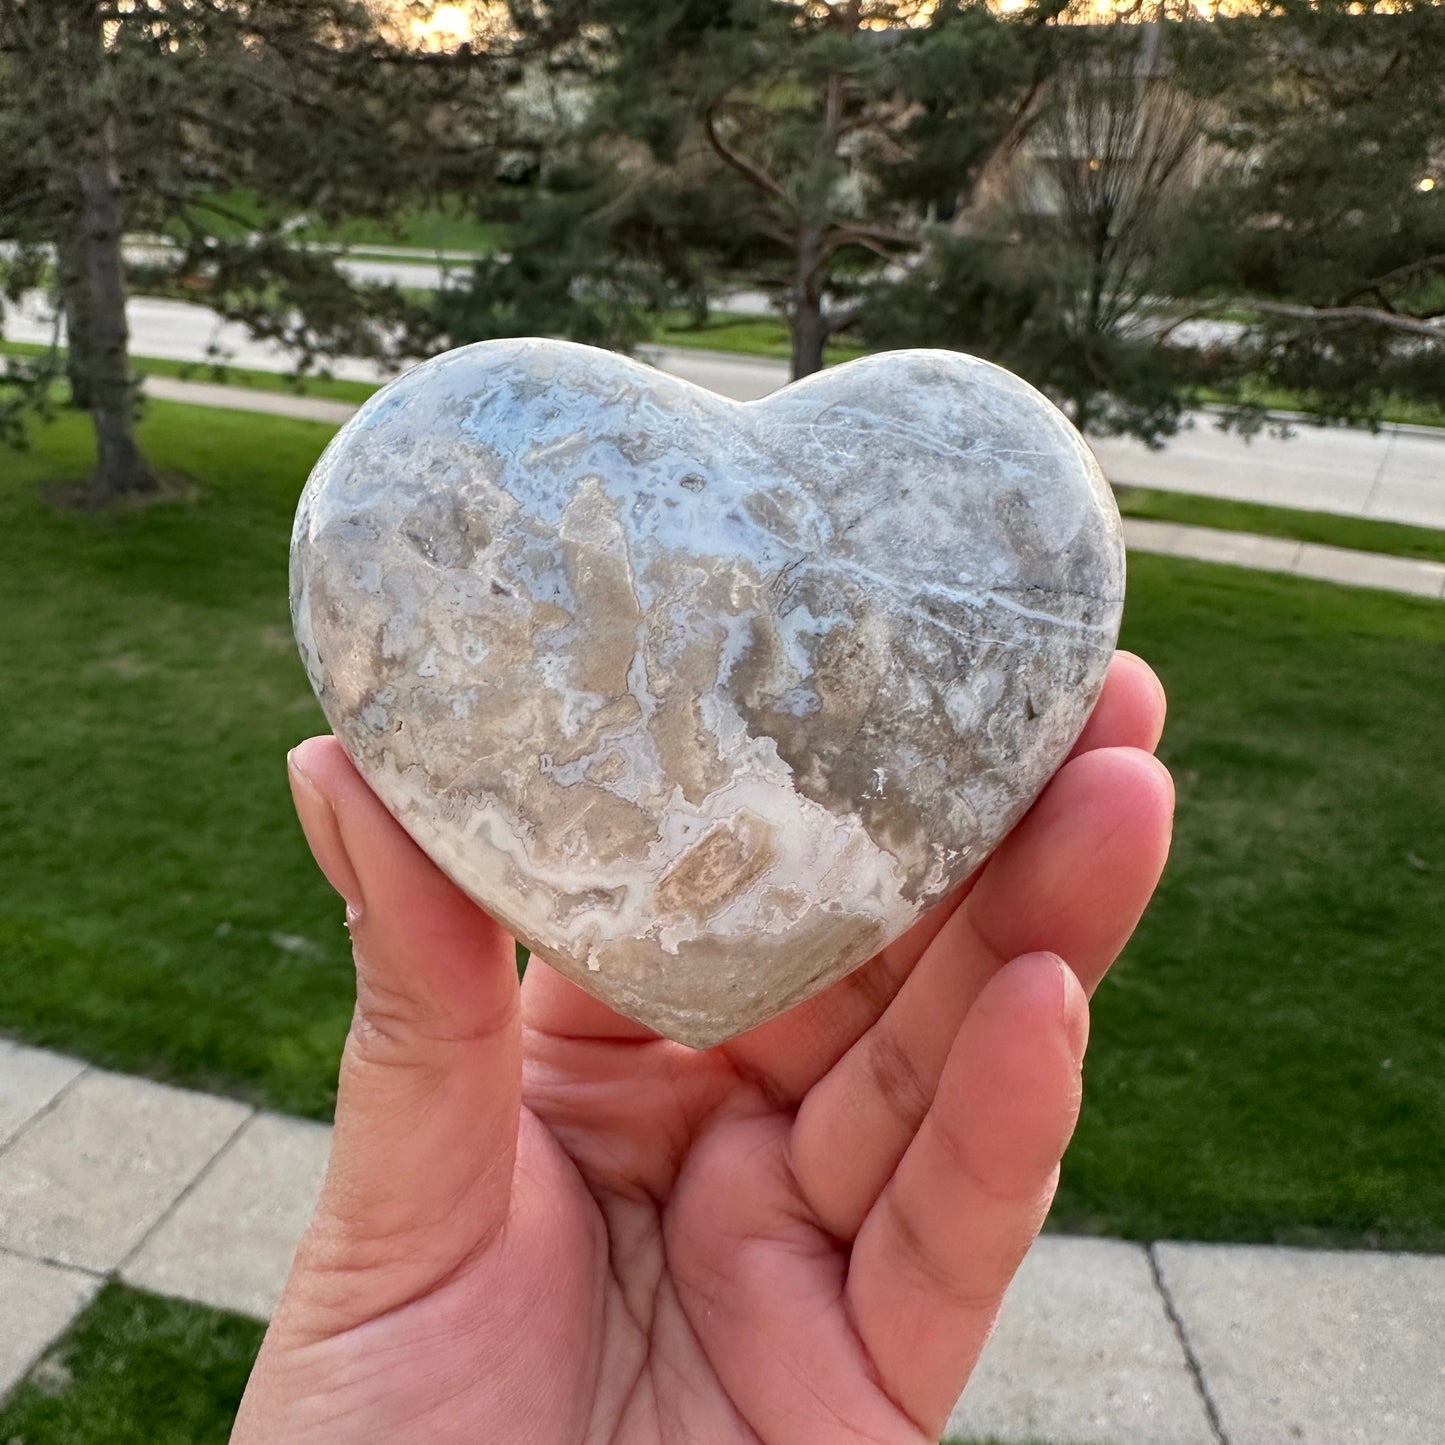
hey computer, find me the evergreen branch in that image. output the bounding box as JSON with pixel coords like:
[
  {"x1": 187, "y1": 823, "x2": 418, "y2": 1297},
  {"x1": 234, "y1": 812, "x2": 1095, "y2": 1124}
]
[
  {"x1": 703, "y1": 103, "x2": 786, "y2": 203},
  {"x1": 366, "y1": 44, "x2": 494, "y2": 70},
  {"x1": 172, "y1": 190, "x2": 272, "y2": 238},
  {"x1": 1350, "y1": 254, "x2": 1445, "y2": 297}
]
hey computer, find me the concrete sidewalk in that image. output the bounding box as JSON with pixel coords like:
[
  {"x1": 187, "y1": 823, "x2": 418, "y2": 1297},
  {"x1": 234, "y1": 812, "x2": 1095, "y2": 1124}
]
[
  {"x1": 1121, "y1": 517, "x2": 1445, "y2": 600},
  {"x1": 141, "y1": 374, "x2": 1445, "y2": 603},
  {"x1": 2, "y1": 1040, "x2": 1441, "y2": 1443}
]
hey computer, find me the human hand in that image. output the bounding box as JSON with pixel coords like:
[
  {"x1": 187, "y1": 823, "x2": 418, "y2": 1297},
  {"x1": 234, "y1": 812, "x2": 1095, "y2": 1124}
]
[{"x1": 231, "y1": 652, "x2": 1171, "y2": 1445}]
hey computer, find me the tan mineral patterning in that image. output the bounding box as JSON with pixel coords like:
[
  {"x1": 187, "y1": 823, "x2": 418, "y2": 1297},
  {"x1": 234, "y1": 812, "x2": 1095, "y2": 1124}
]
[{"x1": 290, "y1": 340, "x2": 1125, "y2": 1045}]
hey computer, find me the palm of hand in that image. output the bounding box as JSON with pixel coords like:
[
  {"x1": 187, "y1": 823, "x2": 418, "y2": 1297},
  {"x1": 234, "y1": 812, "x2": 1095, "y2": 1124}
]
[
  {"x1": 233, "y1": 656, "x2": 1170, "y2": 1445},
  {"x1": 516, "y1": 1010, "x2": 931, "y2": 1445},
  {"x1": 518, "y1": 1035, "x2": 856, "y2": 1445}
]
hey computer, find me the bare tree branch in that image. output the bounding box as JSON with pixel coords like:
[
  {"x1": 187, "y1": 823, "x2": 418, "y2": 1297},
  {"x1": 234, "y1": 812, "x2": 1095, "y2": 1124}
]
[
  {"x1": 952, "y1": 76, "x2": 1045, "y2": 230},
  {"x1": 821, "y1": 298, "x2": 867, "y2": 335},
  {"x1": 821, "y1": 223, "x2": 911, "y2": 261},
  {"x1": 1243, "y1": 300, "x2": 1445, "y2": 339}
]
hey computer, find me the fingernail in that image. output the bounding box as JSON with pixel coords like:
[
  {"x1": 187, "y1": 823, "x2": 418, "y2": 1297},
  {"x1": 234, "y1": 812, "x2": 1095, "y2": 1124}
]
[
  {"x1": 288, "y1": 749, "x2": 364, "y2": 914},
  {"x1": 1056, "y1": 956, "x2": 1090, "y2": 1068}
]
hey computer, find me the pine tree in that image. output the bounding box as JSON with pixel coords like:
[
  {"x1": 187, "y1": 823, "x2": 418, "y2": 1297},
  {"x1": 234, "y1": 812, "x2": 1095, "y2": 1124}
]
[
  {"x1": 447, "y1": 0, "x2": 1069, "y2": 380},
  {"x1": 1169, "y1": 0, "x2": 1445, "y2": 428},
  {"x1": 0, "y1": 0, "x2": 492, "y2": 503}
]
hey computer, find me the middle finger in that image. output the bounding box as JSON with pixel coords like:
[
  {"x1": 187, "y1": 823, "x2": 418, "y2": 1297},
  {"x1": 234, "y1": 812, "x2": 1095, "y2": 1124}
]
[
  {"x1": 788, "y1": 742, "x2": 1174, "y2": 1240},
  {"x1": 721, "y1": 651, "x2": 1165, "y2": 1104}
]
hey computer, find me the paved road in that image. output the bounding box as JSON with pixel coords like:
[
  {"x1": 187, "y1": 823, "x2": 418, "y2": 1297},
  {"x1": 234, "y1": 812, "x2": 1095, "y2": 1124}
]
[
  {"x1": 1092, "y1": 416, "x2": 1445, "y2": 532},
  {"x1": 653, "y1": 346, "x2": 1445, "y2": 531},
  {"x1": 8, "y1": 291, "x2": 1443, "y2": 529},
  {"x1": 5, "y1": 291, "x2": 394, "y2": 384}
]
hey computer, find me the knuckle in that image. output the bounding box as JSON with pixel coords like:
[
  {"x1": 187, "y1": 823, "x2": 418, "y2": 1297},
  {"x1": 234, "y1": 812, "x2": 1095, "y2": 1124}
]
[{"x1": 863, "y1": 1027, "x2": 933, "y2": 1134}]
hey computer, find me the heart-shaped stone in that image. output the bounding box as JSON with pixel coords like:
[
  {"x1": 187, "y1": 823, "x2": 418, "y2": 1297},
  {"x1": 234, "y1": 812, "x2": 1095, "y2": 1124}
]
[{"x1": 291, "y1": 340, "x2": 1123, "y2": 1046}]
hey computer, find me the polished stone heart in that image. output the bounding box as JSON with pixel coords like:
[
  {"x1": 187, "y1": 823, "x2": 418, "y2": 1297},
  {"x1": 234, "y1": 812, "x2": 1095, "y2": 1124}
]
[{"x1": 291, "y1": 340, "x2": 1124, "y2": 1046}]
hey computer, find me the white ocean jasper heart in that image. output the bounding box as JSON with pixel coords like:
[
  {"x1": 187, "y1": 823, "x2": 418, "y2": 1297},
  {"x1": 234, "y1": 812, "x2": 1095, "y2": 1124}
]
[{"x1": 290, "y1": 340, "x2": 1124, "y2": 1046}]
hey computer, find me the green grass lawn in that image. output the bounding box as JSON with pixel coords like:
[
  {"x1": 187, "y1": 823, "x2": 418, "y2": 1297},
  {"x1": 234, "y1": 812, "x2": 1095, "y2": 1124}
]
[
  {"x1": 167, "y1": 189, "x2": 509, "y2": 256},
  {"x1": 1061, "y1": 556, "x2": 1444, "y2": 1251},
  {"x1": 302, "y1": 213, "x2": 509, "y2": 255},
  {"x1": 653, "y1": 310, "x2": 869, "y2": 366},
  {"x1": 0, "y1": 403, "x2": 351, "y2": 1116},
  {"x1": 3, "y1": 403, "x2": 1443, "y2": 1250},
  {"x1": 0, "y1": 1286, "x2": 262, "y2": 1444}
]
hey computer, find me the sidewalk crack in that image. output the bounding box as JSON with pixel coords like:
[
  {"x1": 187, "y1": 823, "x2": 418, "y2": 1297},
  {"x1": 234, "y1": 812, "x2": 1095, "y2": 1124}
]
[
  {"x1": 0, "y1": 1240, "x2": 108, "y2": 1279},
  {"x1": 1149, "y1": 1243, "x2": 1230, "y2": 1445},
  {"x1": 1359, "y1": 423, "x2": 1399, "y2": 518},
  {"x1": 0, "y1": 1062, "x2": 93, "y2": 1168},
  {"x1": 114, "y1": 1107, "x2": 255, "y2": 1279}
]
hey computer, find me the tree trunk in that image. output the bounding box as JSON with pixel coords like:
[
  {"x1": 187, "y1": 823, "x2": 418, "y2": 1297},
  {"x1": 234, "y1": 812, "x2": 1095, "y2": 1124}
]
[
  {"x1": 55, "y1": 229, "x2": 94, "y2": 410},
  {"x1": 70, "y1": 4, "x2": 154, "y2": 502},
  {"x1": 75, "y1": 123, "x2": 153, "y2": 500},
  {"x1": 790, "y1": 231, "x2": 828, "y2": 380}
]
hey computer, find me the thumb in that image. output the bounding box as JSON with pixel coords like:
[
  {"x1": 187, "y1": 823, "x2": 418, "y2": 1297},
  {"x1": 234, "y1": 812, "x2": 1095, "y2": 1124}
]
[{"x1": 279, "y1": 735, "x2": 522, "y2": 1331}]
